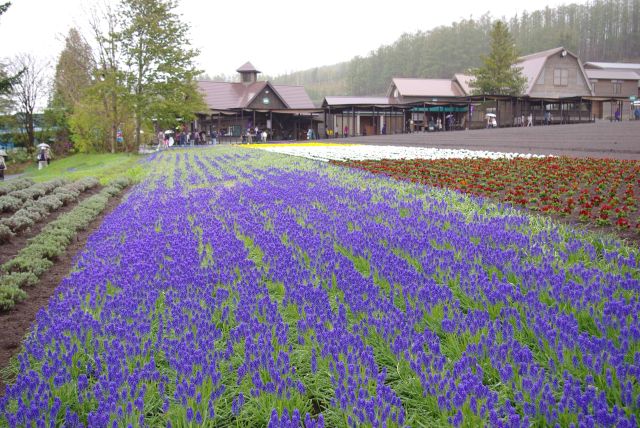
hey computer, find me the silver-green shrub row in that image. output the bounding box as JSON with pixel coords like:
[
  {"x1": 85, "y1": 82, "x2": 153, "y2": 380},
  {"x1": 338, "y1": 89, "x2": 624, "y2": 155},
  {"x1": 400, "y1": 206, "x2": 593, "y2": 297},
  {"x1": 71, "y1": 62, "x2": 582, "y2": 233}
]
[
  {"x1": 0, "y1": 177, "x2": 100, "y2": 243},
  {"x1": 0, "y1": 178, "x2": 66, "y2": 213},
  {"x1": 0, "y1": 177, "x2": 130, "y2": 311},
  {"x1": 0, "y1": 178, "x2": 35, "y2": 196}
]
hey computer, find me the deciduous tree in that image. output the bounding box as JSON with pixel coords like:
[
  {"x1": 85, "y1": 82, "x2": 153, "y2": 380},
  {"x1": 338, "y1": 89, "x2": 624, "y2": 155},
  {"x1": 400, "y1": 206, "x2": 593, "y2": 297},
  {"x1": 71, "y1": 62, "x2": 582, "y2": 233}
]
[
  {"x1": 0, "y1": 2, "x2": 23, "y2": 100},
  {"x1": 7, "y1": 54, "x2": 49, "y2": 151},
  {"x1": 118, "y1": 0, "x2": 205, "y2": 148}
]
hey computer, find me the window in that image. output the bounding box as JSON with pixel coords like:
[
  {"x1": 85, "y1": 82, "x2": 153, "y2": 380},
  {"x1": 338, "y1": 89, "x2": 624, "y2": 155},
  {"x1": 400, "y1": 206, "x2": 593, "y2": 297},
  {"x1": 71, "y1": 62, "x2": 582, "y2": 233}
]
[
  {"x1": 554, "y1": 69, "x2": 569, "y2": 86},
  {"x1": 590, "y1": 79, "x2": 597, "y2": 92},
  {"x1": 612, "y1": 80, "x2": 622, "y2": 95}
]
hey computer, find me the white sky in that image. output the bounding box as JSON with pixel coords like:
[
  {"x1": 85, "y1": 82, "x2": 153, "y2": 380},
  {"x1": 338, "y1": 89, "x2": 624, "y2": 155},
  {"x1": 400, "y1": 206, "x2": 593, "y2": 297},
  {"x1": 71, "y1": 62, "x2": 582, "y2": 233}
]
[{"x1": 0, "y1": 0, "x2": 585, "y2": 78}]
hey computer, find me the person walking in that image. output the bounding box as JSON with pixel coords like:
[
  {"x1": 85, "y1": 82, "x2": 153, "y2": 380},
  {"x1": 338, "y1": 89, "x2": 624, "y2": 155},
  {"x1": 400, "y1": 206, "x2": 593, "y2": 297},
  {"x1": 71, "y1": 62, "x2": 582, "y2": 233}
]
[
  {"x1": 37, "y1": 148, "x2": 47, "y2": 170},
  {"x1": 527, "y1": 112, "x2": 533, "y2": 127},
  {"x1": 45, "y1": 147, "x2": 52, "y2": 165},
  {"x1": 0, "y1": 154, "x2": 6, "y2": 181}
]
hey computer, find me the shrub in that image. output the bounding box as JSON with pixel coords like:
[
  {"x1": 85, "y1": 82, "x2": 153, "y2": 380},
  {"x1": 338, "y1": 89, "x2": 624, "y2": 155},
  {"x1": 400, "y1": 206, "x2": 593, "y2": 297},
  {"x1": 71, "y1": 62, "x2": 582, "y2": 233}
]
[
  {"x1": 52, "y1": 188, "x2": 81, "y2": 205},
  {"x1": 36, "y1": 195, "x2": 65, "y2": 211},
  {"x1": 0, "y1": 214, "x2": 34, "y2": 234},
  {"x1": 9, "y1": 190, "x2": 33, "y2": 202},
  {"x1": 0, "y1": 224, "x2": 14, "y2": 243},
  {"x1": 0, "y1": 195, "x2": 23, "y2": 213},
  {"x1": 0, "y1": 284, "x2": 27, "y2": 311},
  {"x1": 1, "y1": 272, "x2": 39, "y2": 288},
  {"x1": 0, "y1": 178, "x2": 34, "y2": 196},
  {"x1": 2, "y1": 256, "x2": 54, "y2": 276}
]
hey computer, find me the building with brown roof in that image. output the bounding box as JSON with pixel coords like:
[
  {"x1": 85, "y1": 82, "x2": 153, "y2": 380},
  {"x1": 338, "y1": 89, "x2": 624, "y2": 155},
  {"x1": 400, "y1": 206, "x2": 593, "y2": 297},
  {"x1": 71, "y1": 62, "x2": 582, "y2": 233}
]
[
  {"x1": 583, "y1": 62, "x2": 640, "y2": 120},
  {"x1": 195, "y1": 62, "x2": 321, "y2": 142}
]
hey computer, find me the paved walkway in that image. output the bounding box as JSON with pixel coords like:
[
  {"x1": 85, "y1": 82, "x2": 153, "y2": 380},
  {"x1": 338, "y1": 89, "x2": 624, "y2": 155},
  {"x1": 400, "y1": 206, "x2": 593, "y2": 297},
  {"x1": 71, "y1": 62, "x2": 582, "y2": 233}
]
[{"x1": 333, "y1": 121, "x2": 640, "y2": 160}]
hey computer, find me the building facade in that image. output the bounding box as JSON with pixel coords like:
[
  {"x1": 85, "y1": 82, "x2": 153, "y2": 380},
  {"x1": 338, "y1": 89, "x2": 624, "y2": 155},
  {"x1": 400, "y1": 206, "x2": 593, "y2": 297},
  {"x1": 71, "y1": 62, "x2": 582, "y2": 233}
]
[{"x1": 195, "y1": 62, "x2": 321, "y2": 142}]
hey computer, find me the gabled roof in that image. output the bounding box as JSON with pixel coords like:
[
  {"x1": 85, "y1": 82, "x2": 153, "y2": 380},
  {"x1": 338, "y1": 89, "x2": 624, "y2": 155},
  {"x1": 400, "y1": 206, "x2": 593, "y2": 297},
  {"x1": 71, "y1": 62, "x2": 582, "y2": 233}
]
[
  {"x1": 236, "y1": 61, "x2": 261, "y2": 73},
  {"x1": 272, "y1": 85, "x2": 315, "y2": 109},
  {"x1": 517, "y1": 47, "x2": 592, "y2": 96},
  {"x1": 389, "y1": 78, "x2": 466, "y2": 97},
  {"x1": 585, "y1": 69, "x2": 640, "y2": 80},
  {"x1": 517, "y1": 47, "x2": 569, "y2": 95},
  {"x1": 453, "y1": 73, "x2": 473, "y2": 96},
  {"x1": 197, "y1": 80, "x2": 314, "y2": 110}
]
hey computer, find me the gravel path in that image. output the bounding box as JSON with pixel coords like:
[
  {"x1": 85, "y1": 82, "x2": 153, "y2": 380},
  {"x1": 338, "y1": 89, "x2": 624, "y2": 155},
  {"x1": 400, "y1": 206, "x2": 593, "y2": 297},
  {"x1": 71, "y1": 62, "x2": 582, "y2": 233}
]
[{"x1": 332, "y1": 121, "x2": 640, "y2": 160}]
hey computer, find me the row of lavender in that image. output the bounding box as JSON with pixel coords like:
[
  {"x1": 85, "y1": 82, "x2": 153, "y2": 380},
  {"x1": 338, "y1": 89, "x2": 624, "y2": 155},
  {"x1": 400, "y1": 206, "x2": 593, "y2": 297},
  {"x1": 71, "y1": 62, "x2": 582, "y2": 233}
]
[{"x1": 1, "y1": 147, "x2": 638, "y2": 427}]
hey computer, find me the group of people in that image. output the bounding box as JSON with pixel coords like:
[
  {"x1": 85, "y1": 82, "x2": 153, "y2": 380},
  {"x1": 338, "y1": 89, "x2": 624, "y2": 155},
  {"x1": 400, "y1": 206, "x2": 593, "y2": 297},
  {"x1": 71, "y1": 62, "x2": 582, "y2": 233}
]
[
  {"x1": 519, "y1": 113, "x2": 535, "y2": 127},
  {"x1": 241, "y1": 127, "x2": 269, "y2": 143},
  {"x1": 157, "y1": 129, "x2": 218, "y2": 149}
]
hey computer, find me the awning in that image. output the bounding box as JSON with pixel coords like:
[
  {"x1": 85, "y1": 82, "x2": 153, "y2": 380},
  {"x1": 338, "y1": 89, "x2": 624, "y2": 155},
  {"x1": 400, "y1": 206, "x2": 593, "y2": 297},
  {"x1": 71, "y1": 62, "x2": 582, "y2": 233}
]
[{"x1": 411, "y1": 106, "x2": 468, "y2": 112}]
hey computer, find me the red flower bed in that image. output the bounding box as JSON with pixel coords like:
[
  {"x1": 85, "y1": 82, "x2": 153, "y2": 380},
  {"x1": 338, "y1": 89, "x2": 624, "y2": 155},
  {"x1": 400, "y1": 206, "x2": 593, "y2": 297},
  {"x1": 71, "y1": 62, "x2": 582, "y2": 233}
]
[{"x1": 333, "y1": 157, "x2": 640, "y2": 239}]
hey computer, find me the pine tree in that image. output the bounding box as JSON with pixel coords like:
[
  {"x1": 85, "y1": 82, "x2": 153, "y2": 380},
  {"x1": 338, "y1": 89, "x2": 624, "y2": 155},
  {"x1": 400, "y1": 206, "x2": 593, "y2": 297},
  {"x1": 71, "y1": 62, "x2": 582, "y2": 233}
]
[
  {"x1": 470, "y1": 21, "x2": 527, "y2": 96},
  {"x1": 47, "y1": 28, "x2": 95, "y2": 147}
]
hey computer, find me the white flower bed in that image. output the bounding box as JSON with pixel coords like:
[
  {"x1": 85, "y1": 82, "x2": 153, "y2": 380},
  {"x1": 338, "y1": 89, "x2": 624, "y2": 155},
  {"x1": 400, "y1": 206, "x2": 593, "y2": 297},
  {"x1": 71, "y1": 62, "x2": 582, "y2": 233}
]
[{"x1": 259, "y1": 145, "x2": 546, "y2": 161}]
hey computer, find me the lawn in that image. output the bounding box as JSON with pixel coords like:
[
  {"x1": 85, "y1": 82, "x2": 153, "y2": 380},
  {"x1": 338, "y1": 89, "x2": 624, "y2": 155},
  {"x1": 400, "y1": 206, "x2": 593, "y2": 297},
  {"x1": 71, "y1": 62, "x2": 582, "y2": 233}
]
[
  {"x1": 1, "y1": 147, "x2": 638, "y2": 427},
  {"x1": 21, "y1": 153, "x2": 147, "y2": 184}
]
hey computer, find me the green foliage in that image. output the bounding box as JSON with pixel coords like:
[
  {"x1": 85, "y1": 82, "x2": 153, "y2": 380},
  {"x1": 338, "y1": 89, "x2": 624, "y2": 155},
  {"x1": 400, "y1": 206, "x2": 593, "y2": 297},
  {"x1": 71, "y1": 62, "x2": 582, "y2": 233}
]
[
  {"x1": 470, "y1": 21, "x2": 527, "y2": 95},
  {"x1": 0, "y1": 177, "x2": 34, "y2": 195},
  {"x1": 0, "y1": 223, "x2": 14, "y2": 243},
  {"x1": 0, "y1": 2, "x2": 23, "y2": 99},
  {"x1": 272, "y1": 0, "x2": 639, "y2": 102},
  {"x1": 25, "y1": 152, "x2": 147, "y2": 184},
  {"x1": 0, "y1": 284, "x2": 27, "y2": 311},
  {"x1": 118, "y1": 0, "x2": 206, "y2": 146},
  {"x1": 68, "y1": 81, "x2": 135, "y2": 153}
]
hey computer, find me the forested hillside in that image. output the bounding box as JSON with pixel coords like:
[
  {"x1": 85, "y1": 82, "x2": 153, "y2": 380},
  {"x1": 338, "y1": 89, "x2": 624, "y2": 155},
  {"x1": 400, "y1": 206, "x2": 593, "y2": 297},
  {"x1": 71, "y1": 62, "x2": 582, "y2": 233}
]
[{"x1": 270, "y1": 0, "x2": 639, "y2": 103}]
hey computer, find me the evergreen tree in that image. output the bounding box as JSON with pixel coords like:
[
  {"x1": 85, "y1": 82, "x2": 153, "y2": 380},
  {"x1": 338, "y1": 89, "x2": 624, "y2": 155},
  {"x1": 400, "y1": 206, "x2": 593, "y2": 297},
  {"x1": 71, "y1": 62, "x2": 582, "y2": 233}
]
[
  {"x1": 47, "y1": 28, "x2": 95, "y2": 148},
  {"x1": 118, "y1": 0, "x2": 205, "y2": 148},
  {"x1": 470, "y1": 21, "x2": 527, "y2": 95}
]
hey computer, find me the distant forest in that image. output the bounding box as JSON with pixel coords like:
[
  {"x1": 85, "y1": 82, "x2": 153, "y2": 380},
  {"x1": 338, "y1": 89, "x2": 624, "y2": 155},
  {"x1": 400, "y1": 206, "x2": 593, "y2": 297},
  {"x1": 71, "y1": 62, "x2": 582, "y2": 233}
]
[{"x1": 268, "y1": 0, "x2": 640, "y2": 104}]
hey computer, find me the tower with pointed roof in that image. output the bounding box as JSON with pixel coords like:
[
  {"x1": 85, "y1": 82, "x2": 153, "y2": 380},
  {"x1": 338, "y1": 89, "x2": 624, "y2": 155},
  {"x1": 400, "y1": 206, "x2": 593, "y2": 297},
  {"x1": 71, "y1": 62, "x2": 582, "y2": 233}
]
[{"x1": 237, "y1": 62, "x2": 261, "y2": 85}]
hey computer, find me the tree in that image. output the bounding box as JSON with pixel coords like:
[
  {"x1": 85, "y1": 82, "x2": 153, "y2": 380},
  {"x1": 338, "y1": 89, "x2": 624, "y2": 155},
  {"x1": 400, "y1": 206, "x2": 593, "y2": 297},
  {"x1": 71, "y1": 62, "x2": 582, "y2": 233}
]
[
  {"x1": 118, "y1": 0, "x2": 205, "y2": 148},
  {"x1": 47, "y1": 28, "x2": 95, "y2": 149},
  {"x1": 0, "y1": 2, "x2": 23, "y2": 98},
  {"x1": 470, "y1": 21, "x2": 527, "y2": 96},
  {"x1": 7, "y1": 54, "x2": 49, "y2": 151},
  {"x1": 69, "y1": 4, "x2": 131, "y2": 153}
]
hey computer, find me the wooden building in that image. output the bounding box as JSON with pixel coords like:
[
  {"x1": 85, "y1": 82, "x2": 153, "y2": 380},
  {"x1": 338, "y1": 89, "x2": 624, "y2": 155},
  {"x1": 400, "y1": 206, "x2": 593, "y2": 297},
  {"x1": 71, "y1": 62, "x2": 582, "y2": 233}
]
[
  {"x1": 195, "y1": 62, "x2": 321, "y2": 142},
  {"x1": 321, "y1": 47, "x2": 595, "y2": 134},
  {"x1": 584, "y1": 62, "x2": 640, "y2": 120}
]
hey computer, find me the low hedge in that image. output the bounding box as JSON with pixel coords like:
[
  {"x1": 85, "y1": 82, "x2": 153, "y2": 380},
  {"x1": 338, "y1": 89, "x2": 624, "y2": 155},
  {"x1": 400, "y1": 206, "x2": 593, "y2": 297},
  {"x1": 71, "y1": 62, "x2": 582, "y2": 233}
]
[
  {"x1": 0, "y1": 177, "x2": 130, "y2": 311},
  {"x1": 0, "y1": 177, "x2": 100, "y2": 243},
  {"x1": 0, "y1": 178, "x2": 34, "y2": 196}
]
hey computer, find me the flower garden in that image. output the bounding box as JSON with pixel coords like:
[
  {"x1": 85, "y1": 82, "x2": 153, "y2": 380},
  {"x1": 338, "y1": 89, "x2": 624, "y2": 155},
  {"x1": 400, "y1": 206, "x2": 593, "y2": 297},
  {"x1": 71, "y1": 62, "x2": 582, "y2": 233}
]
[
  {"x1": 332, "y1": 157, "x2": 640, "y2": 239},
  {"x1": 1, "y1": 146, "x2": 639, "y2": 427}
]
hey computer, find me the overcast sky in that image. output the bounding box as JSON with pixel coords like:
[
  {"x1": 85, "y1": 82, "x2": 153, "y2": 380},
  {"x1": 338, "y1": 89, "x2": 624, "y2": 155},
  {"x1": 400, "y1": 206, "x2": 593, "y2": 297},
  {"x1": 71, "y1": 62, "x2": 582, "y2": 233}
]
[{"x1": 1, "y1": 0, "x2": 585, "y2": 78}]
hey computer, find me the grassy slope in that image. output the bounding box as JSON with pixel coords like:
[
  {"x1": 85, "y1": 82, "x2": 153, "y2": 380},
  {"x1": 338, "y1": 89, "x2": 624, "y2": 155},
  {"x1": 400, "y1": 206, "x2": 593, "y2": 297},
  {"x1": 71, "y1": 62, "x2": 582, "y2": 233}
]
[{"x1": 21, "y1": 153, "x2": 147, "y2": 184}]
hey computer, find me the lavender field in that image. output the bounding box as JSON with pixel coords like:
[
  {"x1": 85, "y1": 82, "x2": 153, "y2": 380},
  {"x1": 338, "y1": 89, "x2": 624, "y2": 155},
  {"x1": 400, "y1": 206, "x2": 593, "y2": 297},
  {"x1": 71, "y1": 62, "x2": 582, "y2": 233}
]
[{"x1": 1, "y1": 147, "x2": 639, "y2": 427}]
